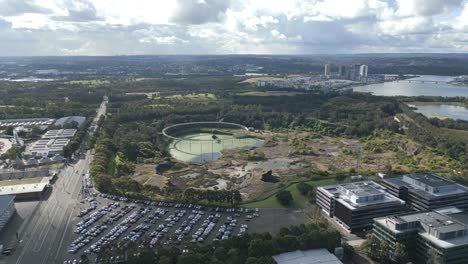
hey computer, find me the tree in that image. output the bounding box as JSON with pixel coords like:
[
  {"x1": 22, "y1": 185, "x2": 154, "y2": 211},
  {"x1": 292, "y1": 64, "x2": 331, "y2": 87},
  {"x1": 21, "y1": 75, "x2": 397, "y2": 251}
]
[
  {"x1": 393, "y1": 242, "x2": 408, "y2": 263},
  {"x1": 359, "y1": 234, "x2": 381, "y2": 260},
  {"x1": 427, "y1": 248, "x2": 444, "y2": 264},
  {"x1": 335, "y1": 173, "x2": 346, "y2": 182},
  {"x1": 296, "y1": 182, "x2": 313, "y2": 196},
  {"x1": 276, "y1": 190, "x2": 293, "y2": 206},
  {"x1": 80, "y1": 254, "x2": 90, "y2": 264}
]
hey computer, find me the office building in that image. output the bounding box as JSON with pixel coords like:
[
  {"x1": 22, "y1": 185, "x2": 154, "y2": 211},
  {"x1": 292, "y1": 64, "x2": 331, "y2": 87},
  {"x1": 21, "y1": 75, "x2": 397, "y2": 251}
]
[
  {"x1": 359, "y1": 65, "x2": 368, "y2": 81},
  {"x1": 373, "y1": 207, "x2": 468, "y2": 264},
  {"x1": 338, "y1": 65, "x2": 347, "y2": 77},
  {"x1": 324, "y1": 64, "x2": 331, "y2": 76},
  {"x1": 349, "y1": 64, "x2": 361, "y2": 81},
  {"x1": 382, "y1": 173, "x2": 468, "y2": 211},
  {"x1": 0, "y1": 195, "x2": 15, "y2": 232},
  {"x1": 316, "y1": 181, "x2": 405, "y2": 232}
]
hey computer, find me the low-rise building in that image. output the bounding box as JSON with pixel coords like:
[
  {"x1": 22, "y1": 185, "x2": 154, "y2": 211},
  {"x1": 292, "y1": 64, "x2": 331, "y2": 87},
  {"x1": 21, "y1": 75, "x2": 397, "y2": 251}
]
[
  {"x1": 382, "y1": 173, "x2": 468, "y2": 211},
  {"x1": 373, "y1": 207, "x2": 468, "y2": 264},
  {"x1": 29, "y1": 138, "x2": 70, "y2": 157},
  {"x1": 0, "y1": 118, "x2": 55, "y2": 128},
  {"x1": 316, "y1": 181, "x2": 405, "y2": 233},
  {"x1": 0, "y1": 181, "x2": 48, "y2": 199},
  {"x1": 272, "y1": 249, "x2": 342, "y2": 264},
  {"x1": 42, "y1": 129, "x2": 77, "y2": 139}
]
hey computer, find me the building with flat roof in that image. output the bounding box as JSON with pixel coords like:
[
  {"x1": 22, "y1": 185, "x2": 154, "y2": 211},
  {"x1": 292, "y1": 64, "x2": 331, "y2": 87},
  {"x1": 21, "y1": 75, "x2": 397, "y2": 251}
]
[
  {"x1": 272, "y1": 249, "x2": 342, "y2": 264},
  {"x1": 41, "y1": 129, "x2": 77, "y2": 139},
  {"x1": 373, "y1": 207, "x2": 468, "y2": 264},
  {"x1": 0, "y1": 195, "x2": 16, "y2": 232},
  {"x1": 0, "y1": 118, "x2": 55, "y2": 128},
  {"x1": 316, "y1": 181, "x2": 405, "y2": 232},
  {"x1": 29, "y1": 138, "x2": 70, "y2": 157},
  {"x1": 0, "y1": 181, "x2": 48, "y2": 199},
  {"x1": 382, "y1": 173, "x2": 468, "y2": 211}
]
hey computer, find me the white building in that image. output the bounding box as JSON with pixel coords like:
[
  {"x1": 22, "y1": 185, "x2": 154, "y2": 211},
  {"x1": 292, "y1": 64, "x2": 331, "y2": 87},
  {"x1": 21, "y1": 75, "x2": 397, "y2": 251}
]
[
  {"x1": 42, "y1": 129, "x2": 77, "y2": 139},
  {"x1": 272, "y1": 249, "x2": 342, "y2": 264},
  {"x1": 359, "y1": 65, "x2": 368, "y2": 81},
  {"x1": 324, "y1": 64, "x2": 331, "y2": 77}
]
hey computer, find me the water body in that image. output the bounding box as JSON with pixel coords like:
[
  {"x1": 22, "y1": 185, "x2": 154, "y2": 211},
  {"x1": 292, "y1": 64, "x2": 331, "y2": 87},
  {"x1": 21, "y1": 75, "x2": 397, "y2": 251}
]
[
  {"x1": 353, "y1": 75, "x2": 468, "y2": 97},
  {"x1": 414, "y1": 104, "x2": 468, "y2": 121},
  {"x1": 169, "y1": 133, "x2": 262, "y2": 163}
]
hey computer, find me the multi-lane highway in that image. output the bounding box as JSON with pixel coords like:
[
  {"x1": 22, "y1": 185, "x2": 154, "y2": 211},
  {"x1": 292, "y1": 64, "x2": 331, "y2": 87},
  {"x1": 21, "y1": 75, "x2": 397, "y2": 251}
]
[{"x1": 4, "y1": 97, "x2": 107, "y2": 264}]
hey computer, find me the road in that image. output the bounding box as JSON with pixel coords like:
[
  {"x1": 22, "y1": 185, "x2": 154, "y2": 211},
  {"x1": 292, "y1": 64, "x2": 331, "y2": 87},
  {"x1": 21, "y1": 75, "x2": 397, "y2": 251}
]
[{"x1": 3, "y1": 97, "x2": 107, "y2": 264}]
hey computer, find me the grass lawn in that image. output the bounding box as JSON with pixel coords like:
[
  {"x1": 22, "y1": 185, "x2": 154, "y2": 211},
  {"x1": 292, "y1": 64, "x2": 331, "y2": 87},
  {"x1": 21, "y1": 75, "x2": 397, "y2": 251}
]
[
  {"x1": 0, "y1": 177, "x2": 43, "y2": 186},
  {"x1": 243, "y1": 178, "x2": 336, "y2": 208}
]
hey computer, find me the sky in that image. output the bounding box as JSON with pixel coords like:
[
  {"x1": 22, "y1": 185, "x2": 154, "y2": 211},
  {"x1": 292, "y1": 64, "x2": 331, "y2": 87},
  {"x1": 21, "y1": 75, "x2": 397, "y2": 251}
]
[{"x1": 0, "y1": 0, "x2": 468, "y2": 56}]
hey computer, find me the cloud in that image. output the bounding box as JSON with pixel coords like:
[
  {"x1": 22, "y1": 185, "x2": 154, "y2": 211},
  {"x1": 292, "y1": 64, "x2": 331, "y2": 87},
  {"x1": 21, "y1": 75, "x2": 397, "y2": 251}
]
[
  {"x1": 0, "y1": 0, "x2": 53, "y2": 16},
  {"x1": 0, "y1": 0, "x2": 467, "y2": 55},
  {"x1": 396, "y1": 0, "x2": 462, "y2": 17},
  {"x1": 170, "y1": 0, "x2": 231, "y2": 25},
  {"x1": 52, "y1": 0, "x2": 103, "y2": 22}
]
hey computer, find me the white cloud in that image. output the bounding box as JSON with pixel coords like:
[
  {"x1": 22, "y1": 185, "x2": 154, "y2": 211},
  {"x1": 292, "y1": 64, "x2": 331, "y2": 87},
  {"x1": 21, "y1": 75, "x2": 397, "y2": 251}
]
[
  {"x1": 270, "y1": 29, "x2": 286, "y2": 40},
  {"x1": 0, "y1": 0, "x2": 467, "y2": 55}
]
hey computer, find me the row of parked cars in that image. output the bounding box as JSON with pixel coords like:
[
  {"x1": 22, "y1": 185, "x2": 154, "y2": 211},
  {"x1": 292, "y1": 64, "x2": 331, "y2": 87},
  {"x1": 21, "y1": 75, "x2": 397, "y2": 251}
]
[
  {"x1": 84, "y1": 207, "x2": 151, "y2": 254},
  {"x1": 78, "y1": 196, "x2": 97, "y2": 217},
  {"x1": 69, "y1": 192, "x2": 262, "y2": 258},
  {"x1": 74, "y1": 203, "x2": 117, "y2": 234}
]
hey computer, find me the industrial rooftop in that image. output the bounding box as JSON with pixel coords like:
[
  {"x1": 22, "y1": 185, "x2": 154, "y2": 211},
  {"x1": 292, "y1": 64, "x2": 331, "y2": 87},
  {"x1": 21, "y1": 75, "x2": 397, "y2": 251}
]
[
  {"x1": 385, "y1": 173, "x2": 468, "y2": 197},
  {"x1": 42, "y1": 129, "x2": 77, "y2": 139},
  {"x1": 0, "y1": 118, "x2": 55, "y2": 128}
]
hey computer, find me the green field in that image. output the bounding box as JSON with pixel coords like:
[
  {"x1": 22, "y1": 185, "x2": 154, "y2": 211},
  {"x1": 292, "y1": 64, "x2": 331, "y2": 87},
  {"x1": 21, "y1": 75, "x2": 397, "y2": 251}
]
[
  {"x1": 243, "y1": 178, "x2": 336, "y2": 208},
  {"x1": 107, "y1": 154, "x2": 121, "y2": 176},
  {"x1": 169, "y1": 133, "x2": 261, "y2": 163},
  {"x1": 0, "y1": 177, "x2": 43, "y2": 186}
]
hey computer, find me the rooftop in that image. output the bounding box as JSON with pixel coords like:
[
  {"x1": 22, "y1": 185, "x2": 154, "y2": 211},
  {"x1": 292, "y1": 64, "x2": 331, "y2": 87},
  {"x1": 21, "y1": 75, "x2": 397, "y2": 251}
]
[
  {"x1": 0, "y1": 195, "x2": 15, "y2": 212},
  {"x1": 55, "y1": 116, "x2": 86, "y2": 128},
  {"x1": 319, "y1": 181, "x2": 404, "y2": 210},
  {"x1": 0, "y1": 118, "x2": 55, "y2": 128},
  {"x1": 42, "y1": 129, "x2": 77, "y2": 139},
  {"x1": 0, "y1": 182, "x2": 48, "y2": 196},
  {"x1": 384, "y1": 173, "x2": 468, "y2": 198},
  {"x1": 272, "y1": 249, "x2": 342, "y2": 264},
  {"x1": 376, "y1": 207, "x2": 468, "y2": 249}
]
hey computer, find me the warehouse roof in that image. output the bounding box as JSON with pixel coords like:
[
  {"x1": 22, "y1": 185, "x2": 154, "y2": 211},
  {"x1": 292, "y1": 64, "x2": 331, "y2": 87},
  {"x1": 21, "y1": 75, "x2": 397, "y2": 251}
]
[
  {"x1": 272, "y1": 249, "x2": 342, "y2": 264},
  {"x1": 0, "y1": 195, "x2": 15, "y2": 212}
]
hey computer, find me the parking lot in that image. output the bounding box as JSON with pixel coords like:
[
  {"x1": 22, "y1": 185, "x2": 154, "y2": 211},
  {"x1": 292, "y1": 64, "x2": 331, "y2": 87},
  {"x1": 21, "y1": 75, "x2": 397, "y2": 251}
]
[{"x1": 63, "y1": 194, "x2": 296, "y2": 264}]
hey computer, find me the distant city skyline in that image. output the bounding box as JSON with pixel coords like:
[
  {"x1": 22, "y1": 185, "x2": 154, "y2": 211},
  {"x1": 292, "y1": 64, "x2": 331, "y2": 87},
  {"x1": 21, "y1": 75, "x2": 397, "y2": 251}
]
[{"x1": 0, "y1": 0, "x2": 468, "y2": 56}]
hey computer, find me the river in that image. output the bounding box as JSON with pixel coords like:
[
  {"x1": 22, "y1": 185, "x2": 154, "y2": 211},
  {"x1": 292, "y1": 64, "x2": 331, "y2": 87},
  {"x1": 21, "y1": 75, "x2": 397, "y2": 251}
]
[
  {"x1": 413, "y1": 104, "x2": 468, "y2": 121},
  {"x1": 353, "y1": 75, "x2": 468, "y2": 97}
]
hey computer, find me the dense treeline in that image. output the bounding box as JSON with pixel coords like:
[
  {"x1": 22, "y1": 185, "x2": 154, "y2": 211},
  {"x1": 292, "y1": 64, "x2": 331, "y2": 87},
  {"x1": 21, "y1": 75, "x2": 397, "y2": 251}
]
[
  {"x1": 95, "y1": 220, "x2": 341, "y2": 264},
  {"x1": 0, "y1": 81, "x2": 102, "y2": 119}
]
